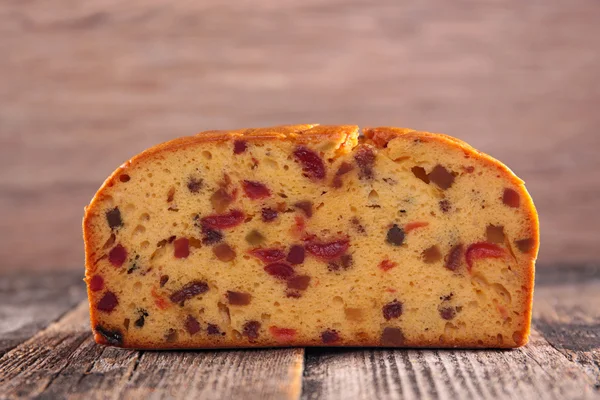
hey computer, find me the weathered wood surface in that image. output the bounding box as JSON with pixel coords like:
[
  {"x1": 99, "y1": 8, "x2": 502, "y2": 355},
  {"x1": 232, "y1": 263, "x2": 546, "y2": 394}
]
[
  {"x1": 1, "y1": 0, "x2": 600, "y2": 270},
  {"x1": 0, "y1": 267, "x2": 598, "y2": 399}
]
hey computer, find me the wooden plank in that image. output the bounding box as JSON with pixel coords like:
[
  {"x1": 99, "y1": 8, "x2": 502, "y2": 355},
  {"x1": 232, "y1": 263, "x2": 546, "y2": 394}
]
[
  {"x1": 0, "y1": 270, "x2": 86, "y2": 356},
  {"x1": 2, "y1": 0, "x2": 600, "y2": 270},
  {"x1": 0, "y1": 301, "x2": 304, "y2": 400}
]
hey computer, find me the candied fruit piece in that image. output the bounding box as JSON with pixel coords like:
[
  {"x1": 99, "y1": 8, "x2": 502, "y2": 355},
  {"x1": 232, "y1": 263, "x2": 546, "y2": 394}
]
[
  {"x1": 439, "y1": 199, "x2": 451, "y2": 213},
  {"x1": 287, "y1": 275, "x2": 311, "y2": 291},
  {"x1": 243, "y1": 320, "x2": 261, "y2": 341},
  {"x1": 386, "y1": 225, "x2": 405, "y2": 246},
  {"x1": 109, "y1": 244, "x2": 128, "y2": 268},
  {"x1": 160, "y1": 275, "x2": 169, "y2": 287},
  {"x1": 173, "y1": 238, "x2": 190, "y2": 259},
  {"x1": 243, "y1": 180, "x2": 271, "y2": 199},
  {"x1": 151, "y1": 288, "x2": 170, "y2": 310},
  {"x1": 379, "y1": 259, "x2": 397, "y2": 272},
  {"x1": 165, "y1": 328, "x2": 178, "y2": 343},
  {"x1": 245, "y1": 230, "x2": 266, "y2": 246},
  {"x1": 106, "y1": 207, "x2": 123, "y2": 230},
  {"x1": 354, "y1": 145, "x2": 376, "y2": 179},
  {"x1": 264, "y1": 263, "x2": 295, "y2": 280},
  {"x1": 515, "y1": 238, "x2": 534, "y2": 253},
  {"x1": 187, "y1": 177, "x2": 203, "y2": 193},
  {"x1": 95, "y1": 325, "x2": 123, "y2": 346},
  {"x1": 201, "y1": 210, "x2": 245, "y2": 230},
  {"x1": 332, "y1": 162, "x2": 354, "y2": 188},
  {"x1": 382, "y1": 299, "x2": 403, "y2": 320},
  {"x1": 286, "y1": 245, "x2": 305, "y2": 265},
  {"x1": 119, "y1": 174, "x2": 131, "y2": 183},
  {"x1": 97, "y1": 291, "x2": 119, "y2": 313},
  {"x1": 439, "y1": 307, "x2": 456, "y2": 320},
  {"x1": 185, "y1": 315, "x2": 201, "y2": 335},
  {"x1": 465, "y1": 242, "x2": 505, "y2": 272},
  {"x1": 404, "y1": 221, "x2": 429, "y2": 233},
  {"x1": 294, "y1": 146, "x2": 326, "y2": 180},
  {"x1": 486, "y1": 225, "x2": 505, "y2": 244},
  {"x1": 422, "y1": 246, "x2": 442, "y2": 264},
  {"x1": 207, "y1": 324, "x2": 222, "y2": 335},
  {"x1": 89, "y1": 275, "x2": 104, "y2": 292},
  {"x1": 294, "y1": 201, "x2": 313, "y2": 218},
  {"x1": 249, "y1": 248, "x2": 286, "y2": 263},
  {"x1": 213, "y1": 243, "x2": 236, "y2": 262},
  {"x1": 169, "y1": 281, "x2": 209, "y2": 304},
  {"x1": 503, "y1": 188, "x2": 520, "y2": 208},
  {"x1": 411, "y1": 166, "x2": 430, "y2": 184},
  {"x1": 210, "y1": 188, "x2": 234, "y2": 213},
  {"x1": 227, "y1": 291, "x2": 252, "y2": 306},
  {"x1": 445, "y1": 244, "x2": 464, "y2": 271},
  {"x1": 261, "y1": 207, "x2": 278, "y2": 222},
  {"x1": 381, "y1": 327, "x2": 405, "y2": 346},
  {"x1": 233, "y1": 140, "x2": 247, "y2": 154},
  {"x1": 428, "y1": 165, "x2": 455, "y2": 190},
  {"x1": 321, "y1": 329, "x2": 340, "y2": 344},
  {"x1": 269, "y1": 326, "x2": 297, "y2": 342},
  {"x1": 305, "y1": 239, "x2": 349, "y2": 261},
  {"x1": 167, "y1": 187, "x2": 176, "y2": 203}
]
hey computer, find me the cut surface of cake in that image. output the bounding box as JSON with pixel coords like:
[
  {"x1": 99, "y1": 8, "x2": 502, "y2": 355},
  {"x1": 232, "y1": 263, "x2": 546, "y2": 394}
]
[{"x1": 83, "y1": 125, "x2": 539, "y2": 349}]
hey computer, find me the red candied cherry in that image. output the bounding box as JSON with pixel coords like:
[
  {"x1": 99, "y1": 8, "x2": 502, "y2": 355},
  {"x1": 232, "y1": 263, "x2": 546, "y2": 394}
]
[
  {"x1": 249, "y1": 248, "x2": 286, "y2": 263},
  {"x1": 286, "y1": 245, "x2": 305, "y2": 265},
  {"x1": 174, "y1": 238, "x2": 190, "y2": 259},
  {"x1": 269, "y1": 326, "x2": 297, "y2": 342},
  {"x1": 294, "y1": 146, "x2": 326, "y2": 180},
  {"x1": 233, "y1": 140, "x2": 247, "y2": 154},
  {"x1": 89, "y1": 275, "x2": 104, "y2": 292},
  {"x1": 243, "y1": 180, "x2": 271, "y2": 199},
  {"x1": 201, "y1": 210, "x2": 245, "y2": 230},
  {"x1": 465, "y1": 242, "x2": 505, "y2": 272},
  {"x1": 109, "y1": 244, "x2": 128, "y2": 268},
  {"x1": 502, "y1": 188, "x2": 520, "y2": 208},
  {"x1": 305, "y1": 239, "x2": 349, "y2": 261},
  {"x1": 97, "y1": 291, "x2": 118, "y2": 313}
]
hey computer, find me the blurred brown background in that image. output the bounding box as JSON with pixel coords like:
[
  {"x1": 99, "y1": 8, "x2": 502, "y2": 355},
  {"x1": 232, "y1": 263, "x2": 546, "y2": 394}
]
[{"x1": 1, "y1": 0, "x2": 599, "y2": 271}]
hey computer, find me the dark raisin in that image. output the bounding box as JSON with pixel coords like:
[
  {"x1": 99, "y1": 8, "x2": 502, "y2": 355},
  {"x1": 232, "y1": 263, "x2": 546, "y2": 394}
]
[
  {"x1": 502, "y1": 188, "x2": 520, "y2": 208},
  {"x1": 201, "y1": 226, "x2": 223, "y2": 245},
  {"x1": 382, "y1": 299, "x2": 403, "y2": 320},
  {"x1": 439, "y1": 200, "x2": 451, "y2": 213},
  {"x1": 332, "y1": 162, "x2": 354, "y2": 188},
  {"x1": 160, "y1": 275, "x2": 169, "y2": 287},
  {"x1": 174, "y1": 238, "x2": 190, "y2": 259},
  {"x1": 185, "y1": 315, "x2": 201, "y2": 335},
  {"x1": 381, "y1": 327, "x2": 405, "y2": 346},
  {"x1": 119, "y1": 174, "x2": 131, "y2": 183},
  {"x1": 411, "y1": 166, "x2": 430, "y2": 184},
  {"x1": 187, "y1": 177, "x2": 203, "y2": 193},
  {"x1": 134, "y1": 309, "x2": 149, "y2": 328},
  {"x1": 261, "y1": 207, "x2": 278, "y2": 222},
  {"x1": 340, "y1": 254, "x2": 353, "y2": 269},
  {"x1": 97, "y1": 291, "x2": 119, "y2": 313},
  {"x1": 286, "y1": 245, "x2": 305, "y2": 265},
  {"x1": 386, "y1": 225, "x2": 405, "y2": 246},
  {"x1": 428, "y1": 165, "x2": 455, "y2": 189},
  {"x1": 294, "y1": 146, "x2": 326, "y2": 180},
  {"x1": 169, "y1": 281, "x2": 209, "y2": 304},
  {"x1": 95, "y1": 325, "x2": 123, "y2": 346},
  {"x1": 227, "y1": 291, "x2": 252, "y2": 305},
  {"x1": 515, "y1": 238, "x2": 534, "y2": 253},
  {"x1": 445, "y1": 244, "x2": 464, "y2": 271},
  {"x1": 233, "y1": 140, "x2": 247, "y2": 154},
  {"x1": 354, "y1": 145, "x2": 376, "y2": 179},
  {"x1": 441, "y1": 293, "x2": 454, "y2": 301},
  {"x1": 264, "y1": 263, "x2": 295, "y2": 280},
  {"x1": 294, "y1": 201, "x2": 313, "y2": 217},
  {"x1": 109, "y1": 244, "x2": 127, "y2": 267},
  {"x1": 287, "y1": 275, "x2": 311, "y2": 291},
  {"x1": 207, "y1": 324, "x2": 222, "y2": 335},
  {"x1": 321, "y1": 329, "x2": 340, "y2": 344},
  {"x1": 243, "y1": 320, "x2": 261, "y2": 341},
  {"x1": 439, "y1": 307, "x2": 456, "y2": 320},
  {"x1": 106, "y1": 207, "x2": 123, "y2": 230},
  {"x1": 89, "y1": 275, "x2": 104, "y2": 292},
  {"x1": 351, "y1": 217, "x2": 366, "y2": 234}
]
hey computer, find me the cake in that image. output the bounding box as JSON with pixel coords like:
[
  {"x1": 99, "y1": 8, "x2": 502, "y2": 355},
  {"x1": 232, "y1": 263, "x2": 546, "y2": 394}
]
[{"x1": 83, "y1": 124, "x2": 539, "y2": 349}]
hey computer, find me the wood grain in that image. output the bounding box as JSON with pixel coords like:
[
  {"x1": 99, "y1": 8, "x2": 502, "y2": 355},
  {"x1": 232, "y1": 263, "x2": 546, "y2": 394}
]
[
  {"x1": 0, "y1": 0, "x2": 599, "y2": 270},
  {"x1": 0, "y1": 268, "x2": 598, "y2": 399}
]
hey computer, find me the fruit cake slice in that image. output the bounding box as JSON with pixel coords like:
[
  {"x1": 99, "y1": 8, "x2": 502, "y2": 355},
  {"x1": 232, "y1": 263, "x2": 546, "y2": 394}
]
[{"x1": 83, "y1": 124, "x2": 539, "y2": 349}]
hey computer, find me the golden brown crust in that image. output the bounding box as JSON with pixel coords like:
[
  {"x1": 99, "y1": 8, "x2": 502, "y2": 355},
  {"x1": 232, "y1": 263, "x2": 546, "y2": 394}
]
[{"x1": 84, "y1": 124, "x2": 538, "y2": 349}]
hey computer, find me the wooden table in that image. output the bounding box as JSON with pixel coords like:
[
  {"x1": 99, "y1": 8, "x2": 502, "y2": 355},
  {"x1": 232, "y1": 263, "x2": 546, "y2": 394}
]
[{"x1": 0, "y1": 266, "x2": 598, "y2": 399}]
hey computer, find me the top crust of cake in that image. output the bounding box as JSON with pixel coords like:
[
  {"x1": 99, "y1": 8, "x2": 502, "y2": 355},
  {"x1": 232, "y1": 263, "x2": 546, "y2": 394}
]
[{"x1": 83, "y1": 124, "x2": 539, "y2": 349}]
